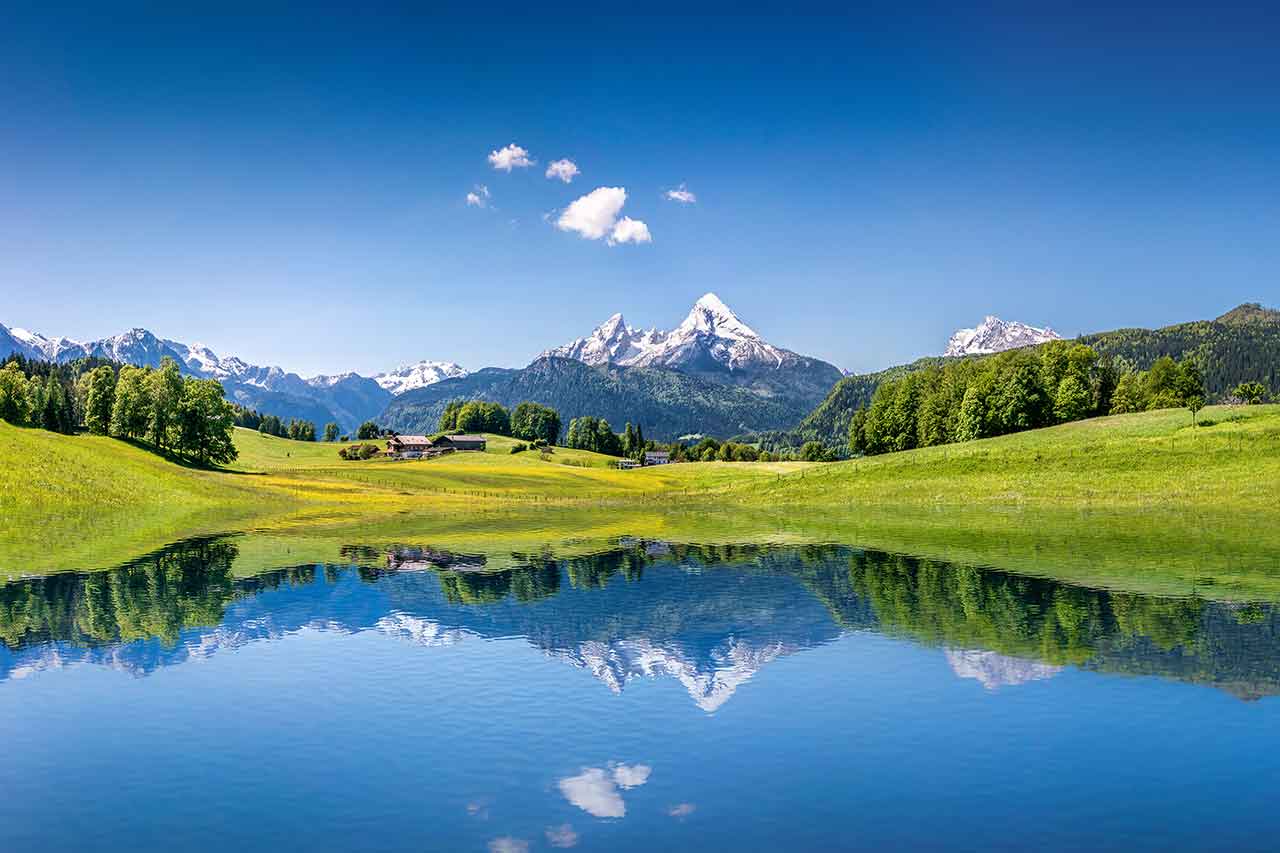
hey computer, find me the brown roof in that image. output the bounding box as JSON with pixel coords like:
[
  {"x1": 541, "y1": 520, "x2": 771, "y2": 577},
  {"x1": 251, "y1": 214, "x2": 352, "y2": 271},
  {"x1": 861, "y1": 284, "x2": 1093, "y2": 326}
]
[
  {"x1": 390, "y1": 435, "x2": 432, "y2": 445},
  {"x1": 445, "y1": 434, "x2": 486, "y2": 442}
]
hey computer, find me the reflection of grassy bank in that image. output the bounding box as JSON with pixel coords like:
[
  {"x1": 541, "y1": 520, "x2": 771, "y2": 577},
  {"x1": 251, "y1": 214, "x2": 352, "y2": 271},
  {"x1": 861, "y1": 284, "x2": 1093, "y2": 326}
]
[{"x1": 4, "y1": 406, "x2": 1280, "y2": 592}]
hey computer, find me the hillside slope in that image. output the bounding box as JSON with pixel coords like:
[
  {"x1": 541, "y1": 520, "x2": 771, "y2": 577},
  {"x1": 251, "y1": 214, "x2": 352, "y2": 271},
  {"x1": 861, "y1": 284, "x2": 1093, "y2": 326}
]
[
  {"x1": 379, "y1": 356, "x2": 804, "y2": 439},
  {"x1": 796, "y1": 303, "x2": 1280, "y2": 445},
  {"x1": 6, "y1": 409, "x2": 1280, "y2": 596}
]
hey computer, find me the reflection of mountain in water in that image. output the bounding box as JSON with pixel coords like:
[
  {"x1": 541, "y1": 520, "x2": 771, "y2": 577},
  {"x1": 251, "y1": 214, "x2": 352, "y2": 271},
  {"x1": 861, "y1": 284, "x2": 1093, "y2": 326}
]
[
  {"x1": 4, "y1": 538, "x2": 1280, "y2": 705},
  {"x1": 945, "y1": 649, "x2": 1064, "y2": 690}
]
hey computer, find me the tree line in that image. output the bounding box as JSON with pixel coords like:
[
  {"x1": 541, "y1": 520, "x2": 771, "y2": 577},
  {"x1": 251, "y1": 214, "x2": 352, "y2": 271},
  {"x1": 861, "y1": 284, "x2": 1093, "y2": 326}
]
[
  {"x1": 849, "y1": 341, "x2": 1206, "y2": 456},
  {"x1": 437, "y1": 400, "x2": 562, "y2": 446},
  {"x1": 232, "y1": 406, "x2": 320, "y2": 442},
  {"x1": 430, "y1": 397, "x2": 822, "y2": 463},
  {"x1": 0, "y1": 355, "x2": 237, "y2": 465}
]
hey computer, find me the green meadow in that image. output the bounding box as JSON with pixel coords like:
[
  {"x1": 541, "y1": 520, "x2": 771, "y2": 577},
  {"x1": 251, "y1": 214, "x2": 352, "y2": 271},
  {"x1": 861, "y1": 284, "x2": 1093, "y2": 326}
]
[{"x1": 3, "y1": 405, "x2": 1280, "y2": 598}]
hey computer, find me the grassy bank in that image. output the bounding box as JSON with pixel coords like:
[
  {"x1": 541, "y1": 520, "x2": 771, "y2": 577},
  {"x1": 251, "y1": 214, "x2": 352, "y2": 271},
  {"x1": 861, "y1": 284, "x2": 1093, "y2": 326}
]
[{"x1": 3, "y1": 406, "x2": 1280, "y2": 595}]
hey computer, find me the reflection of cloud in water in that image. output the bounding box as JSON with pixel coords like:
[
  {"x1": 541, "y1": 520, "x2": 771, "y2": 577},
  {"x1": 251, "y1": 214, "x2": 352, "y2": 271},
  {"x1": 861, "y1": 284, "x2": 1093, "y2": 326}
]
[
  {"x1": 558, "y1": 763, "x2": 652, "y2": 818},
  {"x1": 545, "y1": 823, "x2": 579, "y2": 848},
  {"x1": 487, "y1": 837, "x2": 529, "y2": 853},
  {"x1": 612, "y1": 763, "x2": 651, "y2": 789},
  {"x1": 945, "y1": 648, "x2": 1063, "y2": 691},
  {"x1": 668, "y1": 803, "x2": 696, "y2": 818}
]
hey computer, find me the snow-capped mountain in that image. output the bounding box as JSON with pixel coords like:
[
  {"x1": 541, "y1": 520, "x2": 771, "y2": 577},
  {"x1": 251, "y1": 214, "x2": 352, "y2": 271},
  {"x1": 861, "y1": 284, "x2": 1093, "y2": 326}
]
[
  {"x1": 0, "y1": 319, "x2": 463, "y2": 432},
  {"x1": 373, "y1": 360, "x2": 469, "y2": 395},
  {"x1": 535, "y1": 294, "x2": 844, "y2": 418},
  {"x1": 543, "y1": 292, "x2": 808, "y2": 373},
  {"x1": 945, "y1": 316, "x2": 1061, "y2": 357}
]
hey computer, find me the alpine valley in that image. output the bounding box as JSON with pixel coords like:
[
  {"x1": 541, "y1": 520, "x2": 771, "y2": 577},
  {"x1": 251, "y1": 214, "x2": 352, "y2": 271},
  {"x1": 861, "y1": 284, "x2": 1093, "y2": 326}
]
[{"x1": 1, "y1": 294, "x2": 844, "y2": 440}]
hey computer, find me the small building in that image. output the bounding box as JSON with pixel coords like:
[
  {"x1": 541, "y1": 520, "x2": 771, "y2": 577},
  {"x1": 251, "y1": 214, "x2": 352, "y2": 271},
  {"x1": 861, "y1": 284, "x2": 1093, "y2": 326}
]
[
  {"x1": 432, "y1": 434, "x2": 487, "y2": 452},
  {"x1": 616, "y1": 459, "x2": 642, "y2": 470},
  {"x1": 643, "y1": 451, "x2": 671, "y2": 466},
  {"x1": 387, "y1": 435, "x2": 432, "y2": 455}
]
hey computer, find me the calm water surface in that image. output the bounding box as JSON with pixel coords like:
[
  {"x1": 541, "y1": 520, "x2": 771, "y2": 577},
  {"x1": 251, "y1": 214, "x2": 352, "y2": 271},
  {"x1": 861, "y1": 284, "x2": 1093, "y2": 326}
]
[{"x1": 3, "y1": 537, "x2": 1280, "y2": 851}]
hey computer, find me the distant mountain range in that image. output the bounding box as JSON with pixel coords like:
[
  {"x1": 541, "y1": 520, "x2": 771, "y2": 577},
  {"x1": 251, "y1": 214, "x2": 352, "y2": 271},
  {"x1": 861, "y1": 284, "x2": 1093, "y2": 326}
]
[
  {"x1": 382, "y1": 294, "x2": 845, "y2": 439},
  {"x1": 13, "y1": 299, "x2": 1272, "y2": 444},
  {"x1": 2, "y1": 293, "x2": 841, "y2": 439},
  {"x1": 0, "y1": 322, "x2": 466, "y2": 433},
  {"x1": 945, "y1": 315, "x2": 1060, "y2": 356}
]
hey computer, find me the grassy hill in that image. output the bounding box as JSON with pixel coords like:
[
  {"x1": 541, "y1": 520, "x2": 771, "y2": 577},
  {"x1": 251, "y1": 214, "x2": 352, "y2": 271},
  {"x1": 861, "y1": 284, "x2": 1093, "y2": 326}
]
[{"x1": 5, "y1": 407, "x2": 1280, "y2": 596}]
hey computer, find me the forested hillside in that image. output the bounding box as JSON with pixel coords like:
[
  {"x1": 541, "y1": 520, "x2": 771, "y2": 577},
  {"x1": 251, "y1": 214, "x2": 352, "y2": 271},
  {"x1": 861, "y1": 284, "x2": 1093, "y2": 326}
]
[
  {"x1": 1079, "y1": 304, "x2": 1280, "y2": 396},
  {"x1": 378, "y1": 356, "x2": 802, "y2": 440},
  {"x1": 788, "y1": 303, "x2": 1280, "y2": 446}
]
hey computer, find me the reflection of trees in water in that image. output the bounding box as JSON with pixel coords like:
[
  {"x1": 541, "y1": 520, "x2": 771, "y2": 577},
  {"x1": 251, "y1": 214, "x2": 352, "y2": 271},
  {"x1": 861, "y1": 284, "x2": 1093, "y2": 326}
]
[
  {"x1": 845, "y1": 550, "x2": 1280, "y2": 697},
  {"x1": 5, "y1": 537, "x2": 1280, "y2": 697},
  {"x1": 438, "y1": 560, "x2": 561, "y2": 605},
  {"x1": 845, "y1": 550, "x2": 1208, "y2": 665},
  {"x1": 0, "y1": 538, "x2": 240, "y2": 649},
  {"x1": 0, "y1": 539, "x2": 326, "y2": 651}
]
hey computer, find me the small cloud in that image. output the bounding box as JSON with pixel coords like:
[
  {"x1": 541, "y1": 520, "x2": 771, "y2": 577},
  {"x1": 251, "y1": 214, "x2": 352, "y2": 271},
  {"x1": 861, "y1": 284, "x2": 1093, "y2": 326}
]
[
  {"x1": 545, "y1": 824, "x2": 579, "y2": 848},
  {"x1": 556, "y1": 187, "x2": 653, "y2": 247},
  {"x1": 545, "y1": 158, "x2": 580, "y2": 183},
  {"x1": 487, "y1": 837, "x2": 529, "y2": 853},
  {"x1": 488, "y1": 143, "x2": 534, "y2": 171},
  {"x1": 668, "y1": 803, "x2": 696, "y2": 818},
  {"x1": 557, "y1": 186, "x2": 627, "y2": 240},
  {"x1": 608, "y1": 217, "x2": 651, "y2": 246},
  {"x1": 664, "y1": 183, "x2": 697, "y2": 204},
  {"x1": 466, "y1": 185, "x2": 491, "y2": 208}
]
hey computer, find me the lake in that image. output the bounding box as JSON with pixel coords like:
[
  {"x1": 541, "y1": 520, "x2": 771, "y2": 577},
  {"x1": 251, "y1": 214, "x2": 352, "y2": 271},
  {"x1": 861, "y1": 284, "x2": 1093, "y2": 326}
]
[{"x1": 3, "y1": 535, "x2": 1280, "y2": 851}]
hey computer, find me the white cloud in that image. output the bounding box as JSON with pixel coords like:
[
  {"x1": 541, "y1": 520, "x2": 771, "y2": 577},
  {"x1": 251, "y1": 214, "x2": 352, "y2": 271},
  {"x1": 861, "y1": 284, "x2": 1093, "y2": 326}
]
[
  {"x1": 556, "y1": 186, "x2": 628, "y2": 240},
  {"x1": 545, "y1": 824, "x2": 579, "y2": 848},
  {"x1": 606, "y1": 216, "x2": 650, "y2": 245},
  {"x1": 608, "y1": 217, "x2": 651, "y2": 246},
  {"x1": 545, "y1": 158, "x2": 580, "y2": 183},
  {"x1": 487, "y1": 838, "x2": 529, "y2": 853},
  {"x1": 466, "y1": 185, "x2": 491, "y2": 208},
  {"x1": 664, "y1": 183, "x2": 697, "y2": 204},
  {"x1": 488, "y1": 143, "x2": 534, "y2": 171},
  {"x1": 555, "y1": 187, "x2": 652, "y2": 247},
  {"x1": 668, "y1": 803, "x2": 696, "y2": 818}
]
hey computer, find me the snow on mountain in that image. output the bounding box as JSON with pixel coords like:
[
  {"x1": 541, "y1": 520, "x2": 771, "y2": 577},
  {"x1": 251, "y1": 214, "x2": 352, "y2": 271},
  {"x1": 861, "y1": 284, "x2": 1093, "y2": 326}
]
[
  {"x1": 0, "y1": 318, "x2": 463, "y2": 430},
  {"x1": 542, "y1": 292, "x2": 803, "y2": 373},
  {"x1": 374, "y1": 360, "x2": 469, "y2": 395},
  {"x1": 2, "y1": 319, "x2": 463, "y2": 395},
  {"x1": 945, "y1": 316, "x2": 1060, "y2": 357}
]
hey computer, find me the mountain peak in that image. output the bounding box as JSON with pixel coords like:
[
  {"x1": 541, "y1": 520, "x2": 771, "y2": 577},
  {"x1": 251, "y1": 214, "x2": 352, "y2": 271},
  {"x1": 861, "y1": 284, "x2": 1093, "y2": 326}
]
[
  {"x1": 677, "y1": 293, "x2": 759, "y2": 341},
  {"x1": 374, "y1": 360, "x2": 469, "y2": 395},
  {"x1": 1217, "y1": 303, "x2": 1280, "y2": 326},
  {"x1": 945, "y1": 316, "x2": 1060, "y2": 357},
  {"x1": 539, "y1": 293, "x2": 835, "y2": 379}
]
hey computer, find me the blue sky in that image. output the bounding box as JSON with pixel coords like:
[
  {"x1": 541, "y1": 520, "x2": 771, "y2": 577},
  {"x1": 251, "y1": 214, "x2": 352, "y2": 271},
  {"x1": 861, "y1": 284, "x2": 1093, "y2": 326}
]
[{"x1": 2, "y1": 2, "x2": 1277, "y2": 376}]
